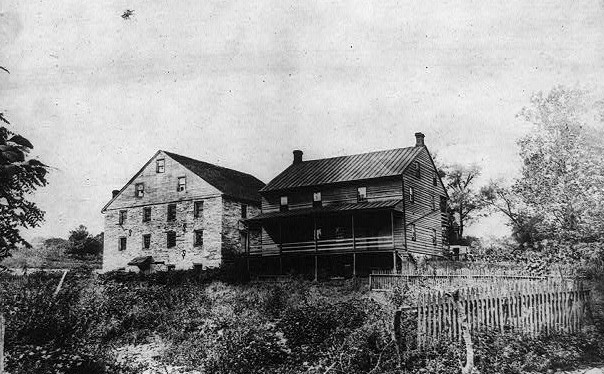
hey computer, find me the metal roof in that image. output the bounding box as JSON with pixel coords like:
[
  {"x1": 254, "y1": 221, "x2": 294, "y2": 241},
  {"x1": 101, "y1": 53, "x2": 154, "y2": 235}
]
[
  {"x1": 164, "y1": 151, "x2": 265, "y2": 203},
  {"x1": 246, "y1": 199, "x2": 403, "y2": 221},
  {"x1": 261, "y1": 146, "x2": 423, "y2": 192}
]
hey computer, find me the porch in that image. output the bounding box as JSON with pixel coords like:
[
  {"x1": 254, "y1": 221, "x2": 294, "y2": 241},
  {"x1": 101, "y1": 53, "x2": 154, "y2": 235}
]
[{"x1": 245, "y1": 200, "x2": 407, "y2": 277}]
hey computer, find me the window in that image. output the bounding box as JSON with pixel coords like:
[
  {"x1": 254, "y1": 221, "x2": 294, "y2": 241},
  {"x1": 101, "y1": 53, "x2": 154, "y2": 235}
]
[
  {"x1": 440, "y1": 196, "x2": 447, "y2": 213},
  {"x1": 280, "y1": 196, "x2": 288, "y2": 212},
  {"x1": 119, "y1": 210, "x2": 127, "y2": 225},
  {"x1": 177, "y1": 176, "x2": 186, "y2": 192},
  {"x1": 241, "y1": 204, "x2": 247, "y2": 219},
  {"x1": 156, "y1": 159, "x2": 165, "y2": 173},
  {"x1": 431, "y1": 195, "x2": 436, "y2": 211},
  {"x1": 194, "y1": 201, "x2": 204, "y2": 218},
  {"x1": 167, "y1": 204, "x2": 176, "y2": 221},
  {"x1": 315, "y1": 228, "x2": 322, "y2": 240},
  {"x1": 143, "y1": 234, "x2": 151, "y2": 249},
  {"x1": 415, "y1": 161, "x2": 421, "y2": 178},
  {"x1": 357, "y1": 187, "x2": 367, "y2": 202},
  {"x1": 143, "y1": 207, "x2": 151, "y2": 222},
  {"x1": 432, "y1": 229, "x2": 437, "y2": 246},
  {"x1": 411, "y1": 224, "x2": 417, "y2": 241},
  {"x1": 433, "y1": 174, "x2": 438, "y2": 187},
  {"x1": 135, "y1": 183, "x2": 144, "y2": 198},
  {"x1": 119, "y1": 237, "x2": 127, "y2": 251},
  {"x1": 313, "y1": 192, "x2": 322, "y2": 208},
  {"x1": 167, "y1": 231, "x2": 176, "y2": 248},
  {"x1": 194, "y1": 230, "x2": 203, "y2": 247},
  {"x1": 409, "y1": 187, "x2": 415, "y2": 203}
]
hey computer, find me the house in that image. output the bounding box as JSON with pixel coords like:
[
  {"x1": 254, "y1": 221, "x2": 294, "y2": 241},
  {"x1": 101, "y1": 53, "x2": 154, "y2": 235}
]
[
  {"x1": 245, "y1": 132, "x2": 448, "y2": 278},
  {"x1": 101, "y1": 150, "x2": 265, "y2": 273}
]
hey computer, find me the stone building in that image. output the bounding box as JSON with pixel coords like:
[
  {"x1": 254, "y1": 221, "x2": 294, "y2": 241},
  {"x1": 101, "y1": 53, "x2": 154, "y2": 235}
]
[{"x1": 101, "y1": 150, "x2": 265, "y2": 272}]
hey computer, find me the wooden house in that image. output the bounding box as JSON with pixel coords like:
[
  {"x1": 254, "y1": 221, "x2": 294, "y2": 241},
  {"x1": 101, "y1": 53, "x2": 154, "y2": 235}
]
[
  {"x1": 101, "y1": 150, "x2": 265, "y2": 273},
  {"x1": 245, "y1": 133, "x2": 448, "y2": 278}
]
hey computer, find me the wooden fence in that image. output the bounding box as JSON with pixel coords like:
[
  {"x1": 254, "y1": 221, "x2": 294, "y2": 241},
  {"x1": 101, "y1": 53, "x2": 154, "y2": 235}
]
[{"x1": 415, "y1": 282, "x2": 590, "y2": 347}]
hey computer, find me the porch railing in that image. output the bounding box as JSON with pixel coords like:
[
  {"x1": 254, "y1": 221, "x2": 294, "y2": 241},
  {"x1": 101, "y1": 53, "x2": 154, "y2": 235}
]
[{"x1": 279, "y1": 235, "x2": 394, "y2": 253}]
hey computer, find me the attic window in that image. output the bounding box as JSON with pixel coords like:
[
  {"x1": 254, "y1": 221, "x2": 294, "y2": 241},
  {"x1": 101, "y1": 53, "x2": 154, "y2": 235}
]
[
  {"x1": 415, "y1": 161, "x2": 421, "y2": 179},
  {"x1": 409, "y1": 187, "x2": 415, "y2": 203},
  {"x1": 431, "y1": 195, "x2": 436, "y2": 211},
  {"x1": 177, "y1": 177, "x2": 186, "y2": 192},
  {"x1": 313, "y1": 192, "x2": 322, "y2": 208},
  {"x1": 280, "y1": 196, "x2": 288, "y2": 212},
  {"x1": 156, "y1": 159, "x2": 165, "y2": 173},
  {"x1": 433, "y1": 173, "x2": 438, "y2": 187},
  {"x1": 357, "y1": 187, "x2": 367, "y2": 202},
  {"x1": 411, "y1": 224, "x2": 417, "y2": 241},
  {"x1": 135, "y1": 183, "x2": 144, "y2": 198}
]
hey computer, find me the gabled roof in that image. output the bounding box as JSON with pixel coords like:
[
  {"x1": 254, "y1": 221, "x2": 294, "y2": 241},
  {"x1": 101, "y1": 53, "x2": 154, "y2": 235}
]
[
  {"x1": 261, "y1": 146, "x2": 424, "y2": 192},
  {"x1": 102, "y1": 150, "x2": 265, "y2": 212},
  {"x1": 163, "y1": 151, "x2": 265, "y2": 203}
]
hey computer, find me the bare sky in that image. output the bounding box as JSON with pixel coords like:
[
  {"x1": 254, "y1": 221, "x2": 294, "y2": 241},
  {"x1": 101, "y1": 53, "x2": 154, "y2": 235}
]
[{"x1": 2, "y1": 0, "x2": 603, "y2": 240}]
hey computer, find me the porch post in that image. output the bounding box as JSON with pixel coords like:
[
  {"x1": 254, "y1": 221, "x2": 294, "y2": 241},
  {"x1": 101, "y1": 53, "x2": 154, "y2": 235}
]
[
  {"x1": 313, "y1": 215, "x2": 318, "y2": 282},
  {"x1": 246, "y1": 229, "x2": 250, "y2": 275},
  {"x1": 351, "y1": 213, "x2": 356, "y2": 277},
  {"x1": 279, "y1": 222, "x2": 283, "y2": 275},
  {"x1": 391, "y1": 211, "x2": 396, "y2": 274}
]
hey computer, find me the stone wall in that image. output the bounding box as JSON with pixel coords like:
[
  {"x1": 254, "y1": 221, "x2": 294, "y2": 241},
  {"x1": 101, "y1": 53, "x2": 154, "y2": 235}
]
[
  {"x1": 103, "y1": 196, "x2": 223, "y2": 272},
  {"x1": 221, "y1": 197, "x2": 261, "y2": 261}
]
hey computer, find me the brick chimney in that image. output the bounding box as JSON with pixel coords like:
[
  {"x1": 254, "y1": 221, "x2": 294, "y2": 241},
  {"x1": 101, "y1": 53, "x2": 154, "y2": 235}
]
[
  {"x1": 293, "y1": 150, "x2": 303, "y2": 164},
  {"x1": 112, "y1": 189, "x2": 120, "y2": 198},
  {"x1": 415, "y1": 132, "x2": 425, "y2": 147}
]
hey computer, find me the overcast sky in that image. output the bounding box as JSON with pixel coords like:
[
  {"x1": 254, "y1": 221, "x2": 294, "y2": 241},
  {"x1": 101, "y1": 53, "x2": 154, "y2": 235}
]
[{"x1": 2, "y1": 0, "x2": 604, "y2": 240}]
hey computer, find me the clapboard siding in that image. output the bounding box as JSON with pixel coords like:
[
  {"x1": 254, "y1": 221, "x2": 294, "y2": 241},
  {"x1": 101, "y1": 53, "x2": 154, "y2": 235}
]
[
  {"x1": 261, "y1": 178, "x2": 404, "y2": 212},
  {"x1": 403, "y1": 148, "x2": 447, "y2": 256}
]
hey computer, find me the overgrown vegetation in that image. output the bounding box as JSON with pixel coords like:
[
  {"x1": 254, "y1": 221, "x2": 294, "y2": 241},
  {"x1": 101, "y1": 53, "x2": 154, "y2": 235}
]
[{"x1": 1, "y1": 269, "x2": 603, "y2": 374}]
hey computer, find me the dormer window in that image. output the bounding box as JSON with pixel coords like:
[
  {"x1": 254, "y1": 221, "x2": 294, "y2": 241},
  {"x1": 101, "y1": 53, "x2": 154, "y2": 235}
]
[
  {"x1": 357, "y1": 187, "x2": 367, "y2": 202},
  {"x1": 177, "y1": 177, "x2": 186, "y2": 192},
  {"x1": 135, "y1": 183, "x2": 144, "y2": 198},
  {"x1": 409, "y1": 187, "x2": 415, "y2": 203},
  {"x1": 280, "y1": 196, "x2": 288, "y2": 212},
  {"x1": 156, "y1": 159, "x2": 165, "y2": 173},
  {"x1": 313, "y1": 192, "x2": 322, "y2": 208},
  {"x1": 415, "y1": 161, "x2": 421, "y2": 178}
]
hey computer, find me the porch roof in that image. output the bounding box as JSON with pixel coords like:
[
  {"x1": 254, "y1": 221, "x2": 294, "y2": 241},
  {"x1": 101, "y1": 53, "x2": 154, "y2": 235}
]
[{"x1": 246, "y1": 199, "x2": 403, "y2": 222}]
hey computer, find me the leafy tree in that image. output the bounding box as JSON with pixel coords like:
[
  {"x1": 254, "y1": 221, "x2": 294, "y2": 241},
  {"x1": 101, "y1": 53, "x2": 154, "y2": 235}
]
[
  {"x1": 67, "y1": 225, "x2": 102, "y2": 257},
  {"x1": 0, "y1": 66, "x2": 48, "y2": 260},
  {"x1": 443, "y1": 163, "x2": 486, "y2": 238},
  {"x1": 513, "y1": 86, "x2": 604, "y2": 243}
]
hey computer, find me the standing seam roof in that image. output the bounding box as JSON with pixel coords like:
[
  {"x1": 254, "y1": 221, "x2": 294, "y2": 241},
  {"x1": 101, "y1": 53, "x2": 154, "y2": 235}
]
[{"x1": 261, "y1": 146, "x2": 423, "y2": 192}]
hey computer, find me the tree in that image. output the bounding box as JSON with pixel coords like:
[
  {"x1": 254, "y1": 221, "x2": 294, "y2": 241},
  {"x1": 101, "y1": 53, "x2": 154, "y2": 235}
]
[
  {"x1": 67, "y1": 225, "x2": 102, "y2": 257},
  {"x1": 0, "y1": 66, "x2": 48, "y2": 260},
  {"x1": 443, "y1": 164, "x2": 486, "y2": 238},
  {"x1": 513, "y1": 86, "x2": 604, "y2": 243}
]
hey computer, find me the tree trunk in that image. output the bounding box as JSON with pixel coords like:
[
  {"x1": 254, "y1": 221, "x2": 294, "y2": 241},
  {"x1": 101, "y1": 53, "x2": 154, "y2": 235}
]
[{"x1": 459, "y1": 201, "x2": 464, "y2": 239}]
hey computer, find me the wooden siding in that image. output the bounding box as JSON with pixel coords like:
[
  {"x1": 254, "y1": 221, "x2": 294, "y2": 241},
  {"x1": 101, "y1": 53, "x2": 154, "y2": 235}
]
[
  {"x1": 261, "y1": 178, "x2": 404, "y2": 212},
  {"x1": 105, "y1": 151, "x2": 222, "y2": 211},
  {"x1": 403, "y1": 148, "x2": 447, "y2": 256}
]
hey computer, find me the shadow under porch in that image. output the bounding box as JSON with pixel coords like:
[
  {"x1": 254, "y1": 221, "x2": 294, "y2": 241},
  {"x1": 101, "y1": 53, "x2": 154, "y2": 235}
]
[{"x1": 246, "y1": 207, "x2": 407, "y2": 278}]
